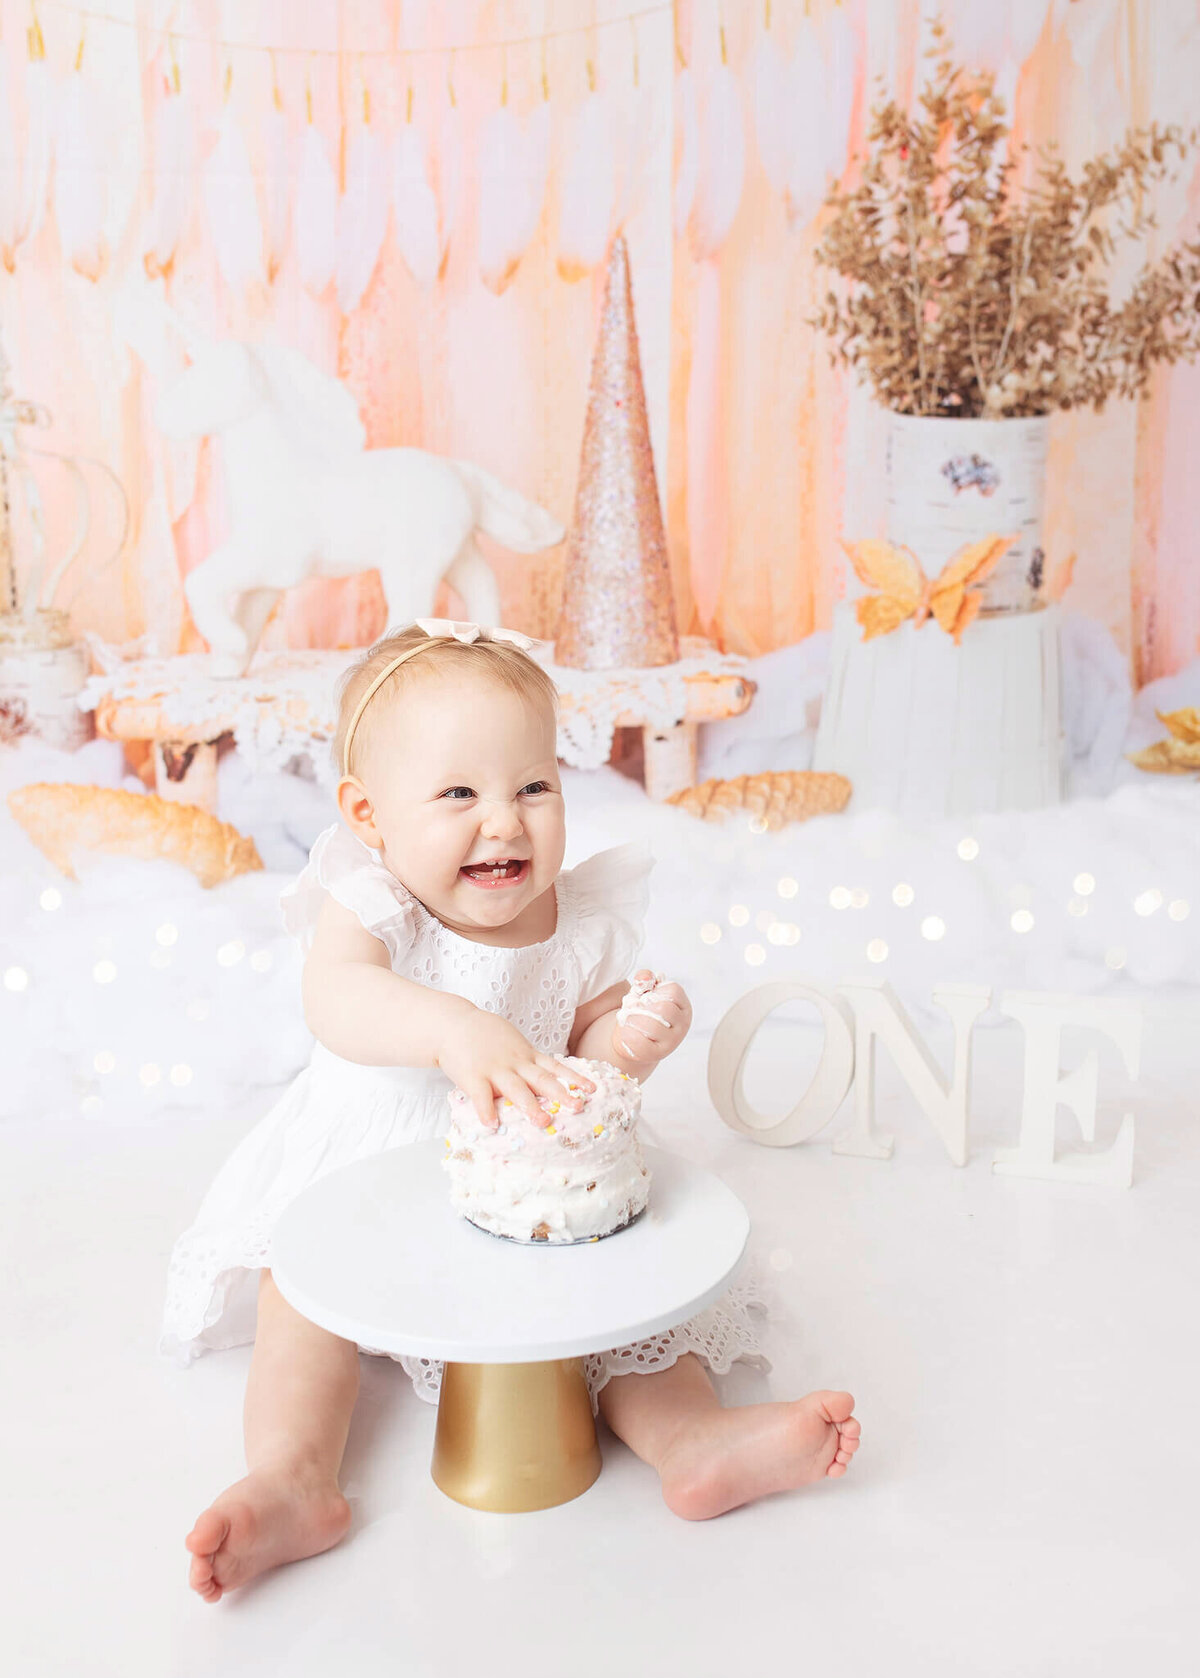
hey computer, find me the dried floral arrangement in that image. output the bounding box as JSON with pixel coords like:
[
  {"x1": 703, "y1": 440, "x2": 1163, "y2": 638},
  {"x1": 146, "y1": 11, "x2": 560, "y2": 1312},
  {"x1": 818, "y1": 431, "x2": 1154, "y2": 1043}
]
[{"x1": 811, "y1": 17, "x2": 1200, "y2": 419}]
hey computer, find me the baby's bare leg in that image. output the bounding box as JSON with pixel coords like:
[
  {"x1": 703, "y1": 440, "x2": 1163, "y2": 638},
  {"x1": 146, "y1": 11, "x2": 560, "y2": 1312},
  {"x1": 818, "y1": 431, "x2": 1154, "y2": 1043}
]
[
  {"x1": 185, "y1": 1269, "x2": 359, "y2": 1603},
  {"x1": 598, "y1": 1353, "x2": 861, "y2": 1521}
]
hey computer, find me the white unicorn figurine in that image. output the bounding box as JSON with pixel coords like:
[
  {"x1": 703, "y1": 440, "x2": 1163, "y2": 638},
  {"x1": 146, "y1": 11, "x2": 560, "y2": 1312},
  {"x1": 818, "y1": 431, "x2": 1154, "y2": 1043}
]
[{"x1": 155, "y1": 335, "x2": 564, "y2": 676}]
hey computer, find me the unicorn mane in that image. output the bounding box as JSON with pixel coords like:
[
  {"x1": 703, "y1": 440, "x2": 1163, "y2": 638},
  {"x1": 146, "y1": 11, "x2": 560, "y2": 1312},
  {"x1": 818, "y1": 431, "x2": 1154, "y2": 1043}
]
[{"x1": 249, "y1": 342, "x2": 367, "y2": 462}]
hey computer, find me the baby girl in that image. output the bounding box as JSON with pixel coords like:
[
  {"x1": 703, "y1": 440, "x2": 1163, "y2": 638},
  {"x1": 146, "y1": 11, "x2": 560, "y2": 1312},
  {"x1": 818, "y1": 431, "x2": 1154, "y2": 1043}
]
[{"x1": 160, "y1": 618, "x2": 860, "y2": 1604}]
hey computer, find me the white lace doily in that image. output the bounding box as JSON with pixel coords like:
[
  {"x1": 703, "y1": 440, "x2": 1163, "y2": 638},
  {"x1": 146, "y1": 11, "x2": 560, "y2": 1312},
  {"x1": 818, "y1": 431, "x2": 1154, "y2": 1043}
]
[{"x1": 79, "y1": 636, "x2": 749, "y2": 779}]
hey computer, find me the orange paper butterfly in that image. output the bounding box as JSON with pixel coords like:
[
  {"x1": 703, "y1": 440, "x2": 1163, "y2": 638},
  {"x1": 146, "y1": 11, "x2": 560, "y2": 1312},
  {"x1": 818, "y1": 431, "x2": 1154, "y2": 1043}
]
[{"x1": 839, "y1": 534, "x2": 1017, "y2": 644}]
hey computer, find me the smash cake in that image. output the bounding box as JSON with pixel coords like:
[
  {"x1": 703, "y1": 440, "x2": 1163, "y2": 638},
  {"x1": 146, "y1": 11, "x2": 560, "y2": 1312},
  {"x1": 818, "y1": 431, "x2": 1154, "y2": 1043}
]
[{"x1": 443, "y1": 1055, "x2": 651, "y2": 1244}]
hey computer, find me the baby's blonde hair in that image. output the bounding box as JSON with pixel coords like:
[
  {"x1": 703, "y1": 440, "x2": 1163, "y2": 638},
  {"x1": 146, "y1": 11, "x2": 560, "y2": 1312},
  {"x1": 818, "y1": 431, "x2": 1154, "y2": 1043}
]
[{"x1": 334, "y1": 625, "x2": 559, "y2": 780}]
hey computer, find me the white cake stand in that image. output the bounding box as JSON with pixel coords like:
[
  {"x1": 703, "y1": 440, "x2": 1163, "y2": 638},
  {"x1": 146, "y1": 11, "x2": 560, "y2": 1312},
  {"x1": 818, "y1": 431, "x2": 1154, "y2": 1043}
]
[{"x1": 270, "y1": 1142, "x2": 750, "y2": 1513}]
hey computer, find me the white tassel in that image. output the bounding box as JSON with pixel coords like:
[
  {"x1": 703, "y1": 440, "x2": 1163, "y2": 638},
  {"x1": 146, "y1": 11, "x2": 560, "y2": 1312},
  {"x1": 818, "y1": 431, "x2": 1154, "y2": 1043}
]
[
  {"x1": 1057, "y1": 0, "x2": 1122, "y2": 70},
  {"x1": 613, "y1": 79, "x2": 660, "y2": 235},
  {"x1": 263, "y1": 101, "x2": 291, "y2": 282},
  {"x1": 144, "y1": 81, "x2": 194, "y2": 281},
  {"x1": 557, "y1": 89, "x2": 617, "y2": 281},
  {"x1": 1009, "y1": 0, "x2": 1051, "y2": 64},
  {"x1": 785, "y1": 19, "x2": 830, "y2": 230},
  {"x1": 203, "y1": 103, "x2": 265, "y2": 293},
  {"x1": 55, "y1": 66, "x2": 106, "y2": 281},
  {"x1": 672, "y1": 65, "x2": 699, "y2": 238},
  {"x1": 824, "y1": 4, "x2": 857, "y2": 184},
  {"x1": 949, "y1": 2, "x2": 1009, "y2": 70},
  {"x1": 337, "y1": 118, "x2": 389, "y2": 311},
  {"x1": 478, "y1": 100, "x2": 549, "y2": 295},
  {"x1": 296, "y1": 119, "x2": 337, "y2": 298},
  {"x1": 15, "y1": 50, "x2": 52, "y2": 266},
  {"x1": 434, "y1": 96, "x2": 463, "y2": 276},
  {"x1": 689, "y1": 63, "x2": 744, "y2": 260},
  {"x1": 0, "y1": 45, "x2": 24, "y2": 267},
  {"x1": 392, "y1": 118, "x2": 439, "y2": 290},
  {"x1": 750, "y1": 32, "x2": 790, "y2": 195}
]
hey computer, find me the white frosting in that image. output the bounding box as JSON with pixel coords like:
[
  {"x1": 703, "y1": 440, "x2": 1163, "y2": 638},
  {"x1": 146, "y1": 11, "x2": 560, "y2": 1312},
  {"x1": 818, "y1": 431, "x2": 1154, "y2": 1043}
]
[
  {"x1": 442, "y1": 1055, "x2": 651, "y2": 1244},
  {"x1": 616, "y1": 969, "x2": 671, "y2": 1029}
]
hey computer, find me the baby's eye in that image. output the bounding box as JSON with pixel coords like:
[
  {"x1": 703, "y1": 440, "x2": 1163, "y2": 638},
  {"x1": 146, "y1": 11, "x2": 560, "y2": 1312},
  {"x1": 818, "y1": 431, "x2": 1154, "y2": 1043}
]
[
  {"x1": 521, "y1": 781, "x2": 552, "y2": 796},
  {"x1": 441, "y1": 787, "x2": 475, "y2": 800}
]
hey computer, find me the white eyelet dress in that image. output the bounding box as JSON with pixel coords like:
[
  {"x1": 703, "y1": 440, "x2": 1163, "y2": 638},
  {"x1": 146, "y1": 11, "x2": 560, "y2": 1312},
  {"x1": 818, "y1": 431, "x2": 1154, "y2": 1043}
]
[{"x1": 159, "y1": 824, "x2": 768, "y2": 1411}]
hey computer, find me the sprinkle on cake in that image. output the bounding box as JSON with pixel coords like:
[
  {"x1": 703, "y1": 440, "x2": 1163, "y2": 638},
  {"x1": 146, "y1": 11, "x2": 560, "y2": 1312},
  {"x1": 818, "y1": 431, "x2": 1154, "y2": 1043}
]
[{"x1": 442, "y1": 1054, "x2": 651, "y2": 1244}]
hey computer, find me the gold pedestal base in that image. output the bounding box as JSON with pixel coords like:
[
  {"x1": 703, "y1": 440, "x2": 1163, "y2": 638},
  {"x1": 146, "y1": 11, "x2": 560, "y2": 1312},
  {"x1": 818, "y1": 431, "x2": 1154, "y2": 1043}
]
[{"x1": 431, "y1": 1358, "x2": 602, "y2": 1512}]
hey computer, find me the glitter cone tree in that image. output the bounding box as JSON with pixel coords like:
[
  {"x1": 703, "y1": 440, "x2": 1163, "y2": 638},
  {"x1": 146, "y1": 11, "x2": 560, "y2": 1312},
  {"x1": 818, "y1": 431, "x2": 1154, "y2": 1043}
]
[{"x1": 555, "y1": 235, "x2": 679, "y2": 670}]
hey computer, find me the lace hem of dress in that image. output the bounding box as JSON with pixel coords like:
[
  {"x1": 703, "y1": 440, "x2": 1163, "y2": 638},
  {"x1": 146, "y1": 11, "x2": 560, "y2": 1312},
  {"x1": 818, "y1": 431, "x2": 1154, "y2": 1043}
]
[{"x1": 366, "y1": 1278, "x2": 771, "y2": 1417}]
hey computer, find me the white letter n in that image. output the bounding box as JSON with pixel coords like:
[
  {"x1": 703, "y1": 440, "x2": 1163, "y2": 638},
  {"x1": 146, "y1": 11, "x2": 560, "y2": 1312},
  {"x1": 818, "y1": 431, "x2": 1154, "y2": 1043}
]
[{"x1": 834, "y1": 979, "x2": 991, "y2": 1165}]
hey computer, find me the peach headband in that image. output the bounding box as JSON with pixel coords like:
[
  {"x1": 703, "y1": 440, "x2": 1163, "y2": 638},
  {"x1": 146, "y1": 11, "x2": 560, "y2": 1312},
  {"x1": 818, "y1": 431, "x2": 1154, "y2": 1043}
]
[{"x1": 340, "y1": 618, "x2": 536, "y2": 777}]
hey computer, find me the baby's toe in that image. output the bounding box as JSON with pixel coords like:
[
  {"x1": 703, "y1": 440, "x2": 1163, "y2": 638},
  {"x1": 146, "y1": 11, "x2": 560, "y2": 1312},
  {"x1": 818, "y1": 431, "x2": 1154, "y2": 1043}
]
[
  {"x1": 186, "y1": 1509, "x2": 228, "y2": 1557},
  {"x1": 188, "y1": 1553, "x2": 219, "y2": 1598}
]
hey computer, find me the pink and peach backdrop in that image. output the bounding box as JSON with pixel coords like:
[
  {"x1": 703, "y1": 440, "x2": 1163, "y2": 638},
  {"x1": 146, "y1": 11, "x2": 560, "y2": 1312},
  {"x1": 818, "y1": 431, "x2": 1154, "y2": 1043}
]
[{"x1": 2, "y1": 0, "x2": 1198, "y2": 682}]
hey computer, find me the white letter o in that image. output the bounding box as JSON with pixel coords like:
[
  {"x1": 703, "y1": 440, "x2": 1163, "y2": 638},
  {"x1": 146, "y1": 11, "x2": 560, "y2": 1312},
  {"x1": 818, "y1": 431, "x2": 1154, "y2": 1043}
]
[{"x1": 707, "y1": 981, "x2": 856, "y2": 1147}]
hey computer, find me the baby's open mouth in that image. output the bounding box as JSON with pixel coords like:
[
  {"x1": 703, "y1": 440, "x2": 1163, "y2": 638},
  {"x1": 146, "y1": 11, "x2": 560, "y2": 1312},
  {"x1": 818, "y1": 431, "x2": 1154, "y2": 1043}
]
[{"x1": 459, "y1": 858, "x2": 530, "y2": 888}]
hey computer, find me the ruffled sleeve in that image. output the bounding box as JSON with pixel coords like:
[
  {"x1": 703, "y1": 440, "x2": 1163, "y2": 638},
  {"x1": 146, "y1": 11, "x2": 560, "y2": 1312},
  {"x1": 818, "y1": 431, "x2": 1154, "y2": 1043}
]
[
  {"x1": 565, "y1": 840, "x2": 655, "y2": 1004},
  {"x1": 279, "y1": 823, "x2": 418, "y2": 966}
]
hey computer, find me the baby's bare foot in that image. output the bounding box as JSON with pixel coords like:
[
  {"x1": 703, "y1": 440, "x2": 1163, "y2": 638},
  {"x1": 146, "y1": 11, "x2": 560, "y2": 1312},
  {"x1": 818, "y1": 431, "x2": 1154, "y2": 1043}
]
[
  {"x1": 658, "y1": 1389, "x2": 861, "y2": 1521},
  {"x1": 185, "y1": 1462, "x2": 352, "y2": 1602}
]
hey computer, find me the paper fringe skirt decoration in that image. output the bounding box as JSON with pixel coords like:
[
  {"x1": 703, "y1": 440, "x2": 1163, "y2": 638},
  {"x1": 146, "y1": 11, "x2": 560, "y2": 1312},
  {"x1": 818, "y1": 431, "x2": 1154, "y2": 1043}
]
[{"x1": 554, "y1": 235, "x2": 679, "y2": 671}]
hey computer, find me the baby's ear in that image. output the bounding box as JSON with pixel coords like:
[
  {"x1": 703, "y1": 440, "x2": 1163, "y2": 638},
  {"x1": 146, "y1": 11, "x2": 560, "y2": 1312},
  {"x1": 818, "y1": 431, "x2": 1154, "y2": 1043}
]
[{"x1": 336, "y1": 775, "x2": 383, "y2": 849}]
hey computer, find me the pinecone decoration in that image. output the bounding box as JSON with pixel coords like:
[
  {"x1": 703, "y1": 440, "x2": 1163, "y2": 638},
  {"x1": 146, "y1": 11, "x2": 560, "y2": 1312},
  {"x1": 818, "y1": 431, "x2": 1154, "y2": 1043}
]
[{"x1": 666, "y1": 771, "x2": 851, "y2": 829}]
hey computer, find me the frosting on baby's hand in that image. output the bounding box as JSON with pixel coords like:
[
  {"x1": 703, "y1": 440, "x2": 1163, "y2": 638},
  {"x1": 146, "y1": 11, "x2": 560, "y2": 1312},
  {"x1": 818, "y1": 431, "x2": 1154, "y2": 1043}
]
[{"x1": 616, "y1": 970, "x2": 672, "y2": 1029}]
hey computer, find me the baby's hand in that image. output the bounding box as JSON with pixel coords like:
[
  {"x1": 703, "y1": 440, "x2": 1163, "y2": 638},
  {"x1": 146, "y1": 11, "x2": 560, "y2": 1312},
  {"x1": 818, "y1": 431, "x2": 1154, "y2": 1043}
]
[
  {"x1": 612, "y1": 970, "x2": 692, "y2": 1066},
  {"x1": 436, "y1": 1005, "x2": 594, "y2": 1131}
]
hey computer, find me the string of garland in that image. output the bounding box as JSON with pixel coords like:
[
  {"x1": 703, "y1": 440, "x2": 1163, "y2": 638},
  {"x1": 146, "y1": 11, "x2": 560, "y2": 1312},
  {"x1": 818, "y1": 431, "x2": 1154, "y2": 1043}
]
[{"x1": 31, "y1": 0, "x2": 674, "y2": 61}]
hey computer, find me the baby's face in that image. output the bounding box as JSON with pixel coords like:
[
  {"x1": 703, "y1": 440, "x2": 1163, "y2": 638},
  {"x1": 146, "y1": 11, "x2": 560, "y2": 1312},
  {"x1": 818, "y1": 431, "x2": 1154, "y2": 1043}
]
[{"x1": 344, "y1": 671, "x2": 565, "y2": 938}]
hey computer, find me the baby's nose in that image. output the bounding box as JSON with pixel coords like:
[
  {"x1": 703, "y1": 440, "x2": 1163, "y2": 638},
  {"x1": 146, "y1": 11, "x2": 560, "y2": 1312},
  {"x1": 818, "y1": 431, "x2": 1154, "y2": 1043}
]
[{"x1": 480, "y1": 801, "x2": 525, "y2": 839}]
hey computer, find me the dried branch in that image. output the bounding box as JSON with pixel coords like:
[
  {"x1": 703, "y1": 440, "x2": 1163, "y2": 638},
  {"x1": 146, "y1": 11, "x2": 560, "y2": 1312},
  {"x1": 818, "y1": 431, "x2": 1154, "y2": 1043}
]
[{"x1": 810, "y1": 15, "x2": 1200, "y2": 419}]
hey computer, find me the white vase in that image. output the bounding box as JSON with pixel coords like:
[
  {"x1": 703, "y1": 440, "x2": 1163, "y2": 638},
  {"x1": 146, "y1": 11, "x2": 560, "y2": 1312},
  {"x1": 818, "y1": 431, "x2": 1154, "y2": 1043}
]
[
  {"x1": 885, "y1": 412, "x2": 1049, "y2": 614},
  {"x1": 0, "y1": 611, "x2": 94, "y2": 750},
  {"x1": 813, "y1": 601, "x2": 1063, "y2": 817}
]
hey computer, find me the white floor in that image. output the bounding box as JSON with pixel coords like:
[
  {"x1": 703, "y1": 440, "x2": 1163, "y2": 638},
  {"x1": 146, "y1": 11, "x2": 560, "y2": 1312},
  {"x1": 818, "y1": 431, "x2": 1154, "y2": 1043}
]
[{"x1": 5, "y1": 1001, "x2": 1198, "y2": 1678}]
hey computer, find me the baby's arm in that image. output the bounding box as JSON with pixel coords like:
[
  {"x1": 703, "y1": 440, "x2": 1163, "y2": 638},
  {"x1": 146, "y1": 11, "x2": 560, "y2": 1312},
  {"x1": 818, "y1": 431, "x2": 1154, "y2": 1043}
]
[
  {"x1": 302, "y1": 896, "x2": 591, "y2": 1125},
  {"x1": 569, "y1": 971, "x2": 692, "y2": 1083},
  {"x1": 302, "y1": 896, "x2": 467, "y2": 1068}
]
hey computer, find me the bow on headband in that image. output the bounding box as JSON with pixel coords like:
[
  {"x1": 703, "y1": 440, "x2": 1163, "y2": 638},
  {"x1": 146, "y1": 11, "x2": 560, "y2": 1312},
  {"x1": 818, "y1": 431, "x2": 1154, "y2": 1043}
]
[
  {"x1": 341, "y1": 618, "x2": 538, "y2": 775},
  {"x1": 413, "y1": 618, "x2": 535, "y2": 651}
]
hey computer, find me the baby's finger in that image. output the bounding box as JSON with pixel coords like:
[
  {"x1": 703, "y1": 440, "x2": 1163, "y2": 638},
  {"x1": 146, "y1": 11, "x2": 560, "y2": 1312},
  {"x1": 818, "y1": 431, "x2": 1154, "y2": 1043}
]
[
  {"x1": 617, "y1": 1017, "x2": 668, "y2": 1051},
  {"x1": 495, "y1": 1072, "x2": 550, "y2": 1127},
  {"x1": 536, "y1": 1053, "x2": 595, "y2": 1096},
  {"x1": 521, "y1": 1063, "x2": 586, "y2": 1114},
  {"x1": 464, "y1": 1080, "x2": 501, "y2": 1131}
]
